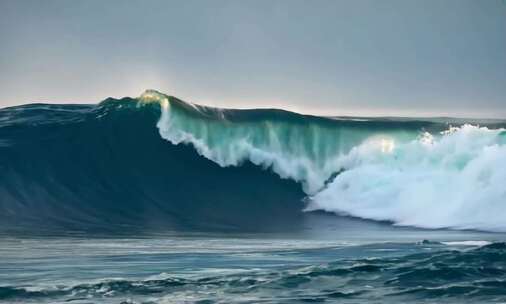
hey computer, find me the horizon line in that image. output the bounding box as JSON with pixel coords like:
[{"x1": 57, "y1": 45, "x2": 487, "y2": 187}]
[{"x1": 2, "y1": 89, "x2": 506, "y2": 121}]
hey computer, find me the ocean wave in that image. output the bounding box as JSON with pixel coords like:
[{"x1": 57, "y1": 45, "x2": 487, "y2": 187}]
[
  {"x1": 1, "y1": 90, "x2": 506, "y2": 232},
  {"x1": 146, "y1": 90, "x2": 506, "y2": 232}
]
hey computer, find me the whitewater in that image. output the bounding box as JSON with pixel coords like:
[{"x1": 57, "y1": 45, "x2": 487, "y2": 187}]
[{"x1": 141, "y1": 90, "x2": 506, "y2": 232}]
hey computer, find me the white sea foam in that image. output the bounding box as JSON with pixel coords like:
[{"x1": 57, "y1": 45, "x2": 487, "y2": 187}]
[
  {"x1": 442, "y1": 241, "x2": 492, "y2": 247},
  {"x1": 308, "y1": 125, "x2": 506, "y2": 231}
]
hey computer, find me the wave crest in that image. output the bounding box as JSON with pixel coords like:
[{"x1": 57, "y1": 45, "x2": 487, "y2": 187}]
[{"x1": 155, "y1": 91, "x2": 422, "y2": 194}]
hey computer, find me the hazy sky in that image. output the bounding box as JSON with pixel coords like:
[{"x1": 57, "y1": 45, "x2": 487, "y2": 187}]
[{"x1": 1, "y1": 0, "x2": 505, "y2": 117}]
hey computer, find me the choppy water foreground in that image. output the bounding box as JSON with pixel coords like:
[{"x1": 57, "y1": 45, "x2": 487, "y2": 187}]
[{"x1": 1, "y1": 229, "x2": 506, "y2": 304}]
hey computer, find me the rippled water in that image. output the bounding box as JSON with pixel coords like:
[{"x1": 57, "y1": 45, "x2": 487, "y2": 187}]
[{"x1": 1, "y1": 229, "x2": 506, "y2": 304}]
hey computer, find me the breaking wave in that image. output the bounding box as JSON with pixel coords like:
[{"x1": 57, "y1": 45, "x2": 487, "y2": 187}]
[
  {"x1": 1, "y1": 89, "x2": 505, "y2": 232},
  {"x1": 144, "y1": 90, "x2": 506, "y2": 232},
  {"x1": 308, "y1": 125, "x2": 506, "y2": 231}
]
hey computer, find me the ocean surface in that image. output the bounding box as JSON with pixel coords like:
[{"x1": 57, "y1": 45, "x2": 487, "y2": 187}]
[
  {"x1": 1, "y1": 90, "x2": 506, "y2": 303},
  {"x1": 2, "y1": 229, "x2": 506, "y2": 303}
]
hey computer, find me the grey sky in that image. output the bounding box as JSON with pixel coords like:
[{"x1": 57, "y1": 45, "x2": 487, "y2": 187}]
[{"x1": 1, "y1": 0, "x2": 505, "y2": 117}]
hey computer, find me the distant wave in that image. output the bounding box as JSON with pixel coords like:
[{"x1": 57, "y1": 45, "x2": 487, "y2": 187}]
[{"x1": 1, "y1": 89, "x2": 505, "y2": 233}]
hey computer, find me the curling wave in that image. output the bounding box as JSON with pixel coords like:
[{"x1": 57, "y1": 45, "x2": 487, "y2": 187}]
[
  {"x1": 144, "y1": 90, "x2": 506, "y2": 231},
  {"x1": 1, "y1": 90, "x2": 505, "y2": 233}
]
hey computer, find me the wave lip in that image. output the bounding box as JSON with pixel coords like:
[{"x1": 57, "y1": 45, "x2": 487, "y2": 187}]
[{"x1": 152, "y1": 90, "x2": 437, "y2": 194}]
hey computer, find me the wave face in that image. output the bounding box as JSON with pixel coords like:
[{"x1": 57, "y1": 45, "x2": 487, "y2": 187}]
[
  {"x1": 1, "y1": 90, "x2": 506, "y2": 233},
  {"x1": 0, "y1": 95, "x2": 305, "y2": 233}
]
